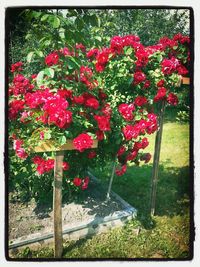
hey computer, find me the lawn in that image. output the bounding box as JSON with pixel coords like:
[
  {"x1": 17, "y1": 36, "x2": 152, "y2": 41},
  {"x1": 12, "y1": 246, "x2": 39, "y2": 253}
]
[{"x1": 15, "y1": 108, "x2": 192, "y2": 259}]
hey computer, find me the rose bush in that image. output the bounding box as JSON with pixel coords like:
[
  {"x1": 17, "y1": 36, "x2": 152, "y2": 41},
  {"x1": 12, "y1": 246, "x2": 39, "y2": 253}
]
[{"x1": 8, "y1": 32, "x2": 190, "y2": 200}]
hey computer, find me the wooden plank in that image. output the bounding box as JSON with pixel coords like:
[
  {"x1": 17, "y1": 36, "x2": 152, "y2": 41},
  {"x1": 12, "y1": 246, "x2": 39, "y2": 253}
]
[
  {"x1": 150, "y1": 100, "x2": 166, "y2": 216},
  {"x1": 53, "y1": 150, "x2": 64, "y2": 258},
  {"x1": 182, "y1": 77, "x2": 190, "y2": 85},
  {"x1": 32, "y1": 139, "x2": 98, "y2": 153}
]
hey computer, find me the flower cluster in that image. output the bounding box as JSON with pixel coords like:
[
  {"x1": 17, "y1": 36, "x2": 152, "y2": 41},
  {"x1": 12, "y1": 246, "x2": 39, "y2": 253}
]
[
  {"x1": 9, "y1": 32, "x2": 189, "y2": 185},
  {"x1": 32, "y1": 156, "x2": 70, "y2": 175}
]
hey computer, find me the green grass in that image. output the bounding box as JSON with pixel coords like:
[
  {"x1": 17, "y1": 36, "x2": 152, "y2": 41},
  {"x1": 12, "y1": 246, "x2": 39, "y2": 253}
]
[{"x1": 13, "y1": 112, "x2": 191, "y2": 259}]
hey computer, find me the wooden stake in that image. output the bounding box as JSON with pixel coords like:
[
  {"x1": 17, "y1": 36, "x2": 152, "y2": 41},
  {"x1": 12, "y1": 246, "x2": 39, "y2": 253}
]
[
  {"x1": 150, "y1": 100, "x2": 166, "y2": 216},
  {"x1": 53, "y1": 150, "x2": 64, "y2": 258},
  {"x1": 106, "y1": 157, "x2": 117, "y2": 200}
]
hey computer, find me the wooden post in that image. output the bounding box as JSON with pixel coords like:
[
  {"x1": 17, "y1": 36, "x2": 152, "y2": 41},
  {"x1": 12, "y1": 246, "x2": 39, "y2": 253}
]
[
  {"x1": 106, "y1": 156, "x2": 117, "y2": 200},
  {"x1": 150, "y1": 100, "x2": 166, "y2": 216},
  {"x1": 53, "y1": 150, "x2": 64, "y2": 258}
]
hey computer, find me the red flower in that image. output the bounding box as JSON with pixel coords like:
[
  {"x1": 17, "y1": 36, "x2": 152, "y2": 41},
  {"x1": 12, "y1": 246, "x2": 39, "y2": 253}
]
[
  {"x1": 94, "y1": 115, "x2": 111, "y2": 131},
  {"x1": 167, "y1": 93, "x2": 179, "y2": 106},
  {"x1": 133, "y1": 71, "x2": 146, "y2": 85},
  {"x1": 157, "y1": 79, "x2": 165, "y2": 87},
  {"x1": 75, "y1": 43, "x2": 86, "y2": 53},
  {"x1": 98, "y1": 89, "x2": 108, "y2": 100},
  {"x1": 96, "y1": 130, "x2": 104, "y2": 141},
  {"x1": 122, "y1": 125, "x2": 139, "y2": 140},
  {"x1": 134, "y1": 96, "x2": 148, "y2": 106},
  {"x1": 73, "y1": 95, "x2": 85, "y2": 105},
  {"x1": 45, "y1": 52, "x2": 59, "y2": 66},
  {"x1": 140, "y1": 153, "x2": 151, "y2": 163},
  {"x1": 117, "y1": 145, "x2": 126, "y2": 156},
  {"x1": 9, "y1": 99, "x2": 25, "y2": 120},
  {"x1": 118, "y1": 103, "x2": 135, "y2": 121},
  {"x1": 143, "y1": 80, "x2": 151, "y2": 89},
  {"x1": 86, "y1": 48, "x2": 99, "y2": 58},
  {"x1": 63, "y1": 162, "x2": 70, "y2": 171},
  {"x1": 161, "y1": 57, "x2": 180, "y2": 75},
  {"x1": 85, "y1": 97, "x2": 99, "y2": 110},
  {"x1": 81, "y1": 176, "x2": 90, "y2": 190},
  {"x1": 73, "y1": 177, "x2": 82, "y2": 187},
  {"x1": 115, "y1": 164, "x2": 127, "y2": 176},
  {"x1": 126, "y1": 150, "x2": 138, "y2": 161},
  {"x1": 154, "y1": 87, "x2": 167, "y2": 102},
  {"x1": 73, "y1": 133, "x2": 94, "y2": 152},
  {"x1": 87, "y1": 151, "x2": 97, "y2": 159},
  {"x1": 11, "y1": 61, "x2": 23, "y2": 73},
  {"x1": 134, "y1": 137, "x2": 149, "y2": 151}
]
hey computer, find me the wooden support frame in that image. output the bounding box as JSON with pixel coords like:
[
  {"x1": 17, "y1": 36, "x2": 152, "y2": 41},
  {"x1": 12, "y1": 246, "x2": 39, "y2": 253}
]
[{"x1": 31, "y1": 138, "x2": 98, "y2": 258}]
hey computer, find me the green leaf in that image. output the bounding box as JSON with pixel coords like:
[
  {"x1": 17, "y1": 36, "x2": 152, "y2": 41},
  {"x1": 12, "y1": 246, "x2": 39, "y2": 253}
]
[
  {"x1": 35, "y1": 50, "x2": 44, "y2": 57},
  {"x1": 59, "y1": 135, "x2": 67, "y2": 145},
  {"x1": 36, "y1": 70, "x2": 44, "y2": 86},
  {"x1": 94, "y1": 36, "x2": 102, "y2": 42},
  {"x1": 135, "y1": 114, "x2": 142, "y2": 121},
  {"x1": 53, "y1": 16, "x2": 60, "y2": 29},
  {"x1": 125, "y1": 47, "x2": 133, "y2": 56},
  {"x1": 67, "y1": 56, "x2": 81, "y2": 69},
  {"x1": 44, "y1": 132, "x2": 51, "y2": 140},
  {"x1": 41, "y1": 14, "x2": 49, "y2": 21},
  {"x1": 44, "y1": 68, "x2": 54, "y2": 78},
  {"x1": 27, "y1": 51, "x2": 34, "y2": 63},
  {"x1": 157, "y1": 54, "x2": 163, "y2": 63}
]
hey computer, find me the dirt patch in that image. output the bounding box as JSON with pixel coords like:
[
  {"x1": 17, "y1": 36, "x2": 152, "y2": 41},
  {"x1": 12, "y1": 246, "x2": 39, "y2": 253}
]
[{"x1": 9, "y1": 180, "x2": 124, "y2": 241}]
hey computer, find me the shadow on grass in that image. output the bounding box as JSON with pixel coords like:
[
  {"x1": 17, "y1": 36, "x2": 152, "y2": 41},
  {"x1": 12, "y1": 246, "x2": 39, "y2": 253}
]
[{"x1": 93, "y1": 161, "x2": 190, "y2": 229}]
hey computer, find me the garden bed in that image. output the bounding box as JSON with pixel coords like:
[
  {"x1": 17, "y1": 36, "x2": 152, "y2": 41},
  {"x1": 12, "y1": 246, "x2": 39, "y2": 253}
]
[{"x1": 9, "y1": 174, "x2": 137, "y2": 252}]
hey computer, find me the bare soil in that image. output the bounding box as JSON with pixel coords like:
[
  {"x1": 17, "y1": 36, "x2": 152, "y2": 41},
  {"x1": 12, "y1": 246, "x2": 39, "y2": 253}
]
[{"x1": 9, "y1": 180, "x2": 124, "y2": 241}]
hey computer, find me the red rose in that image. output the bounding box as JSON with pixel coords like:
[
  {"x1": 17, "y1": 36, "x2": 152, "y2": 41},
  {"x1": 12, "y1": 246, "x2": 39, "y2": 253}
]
[
  {"x1": 63, "y1": 162, "x2": 70, "y2": 171},
  {"x1": 73, "y1": 177, "x2": 82, "y2": 187},
  {"x1": 154, "y1": 87, "x2": 167, "y2": 102},
  {"x1": 134, "y1": 96, "x2": 148, "y2": 106},
  {"x1": 140, "y1": 153, "x2": 151, "y2": 163},
  {"x1": 94, "y1": 115, "x2": 111, "y2": 131},
  {"x1": 167, "y1": 93, "x2": 178, "y2": 106},
  {"x1": 96, "y1": 130, "x2": 104, "y2": 141},
  {"x1": 126, "y1": 150, "x2": 138, "y2": 161},
  {"x1": 45, "y1": 52, "x2": 59, "y2": 66},
  {"x1": 161, "y1": 57, "x2": 180, "y2": 75},
  {"x1": 157, "y1": 79, "x2": 165, "y2": 87},
  {"x1": 81, "y1": 176, "x2": 90, "y2": 190},
  {"x1": 73, "y1": 95, "x2": 85, "y2": 105},
  {"x1": 118, "y1": 103, "x2": 135, "y2": 121},
  {"x1": 73, "y1": 133, "x2": 94, "y2": 152},
  {"x1": 133, "y1": 71, "x2": 146, "y2": 85},
  {"x1": 115, "y1": 164, "x2": 127, "y2": 176},
  {"x1": 87, "y1": 151, "x2": 97, "y2": 159},
  {"x1": 85, "y1": 97, "x2": 99, "y2": 110},
  {"x1": 117, "y1": 145, "x2": 126, "y2": 156},
  {"x1": 122, "y1": 125, "x2": 139, "y2": 140}
]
